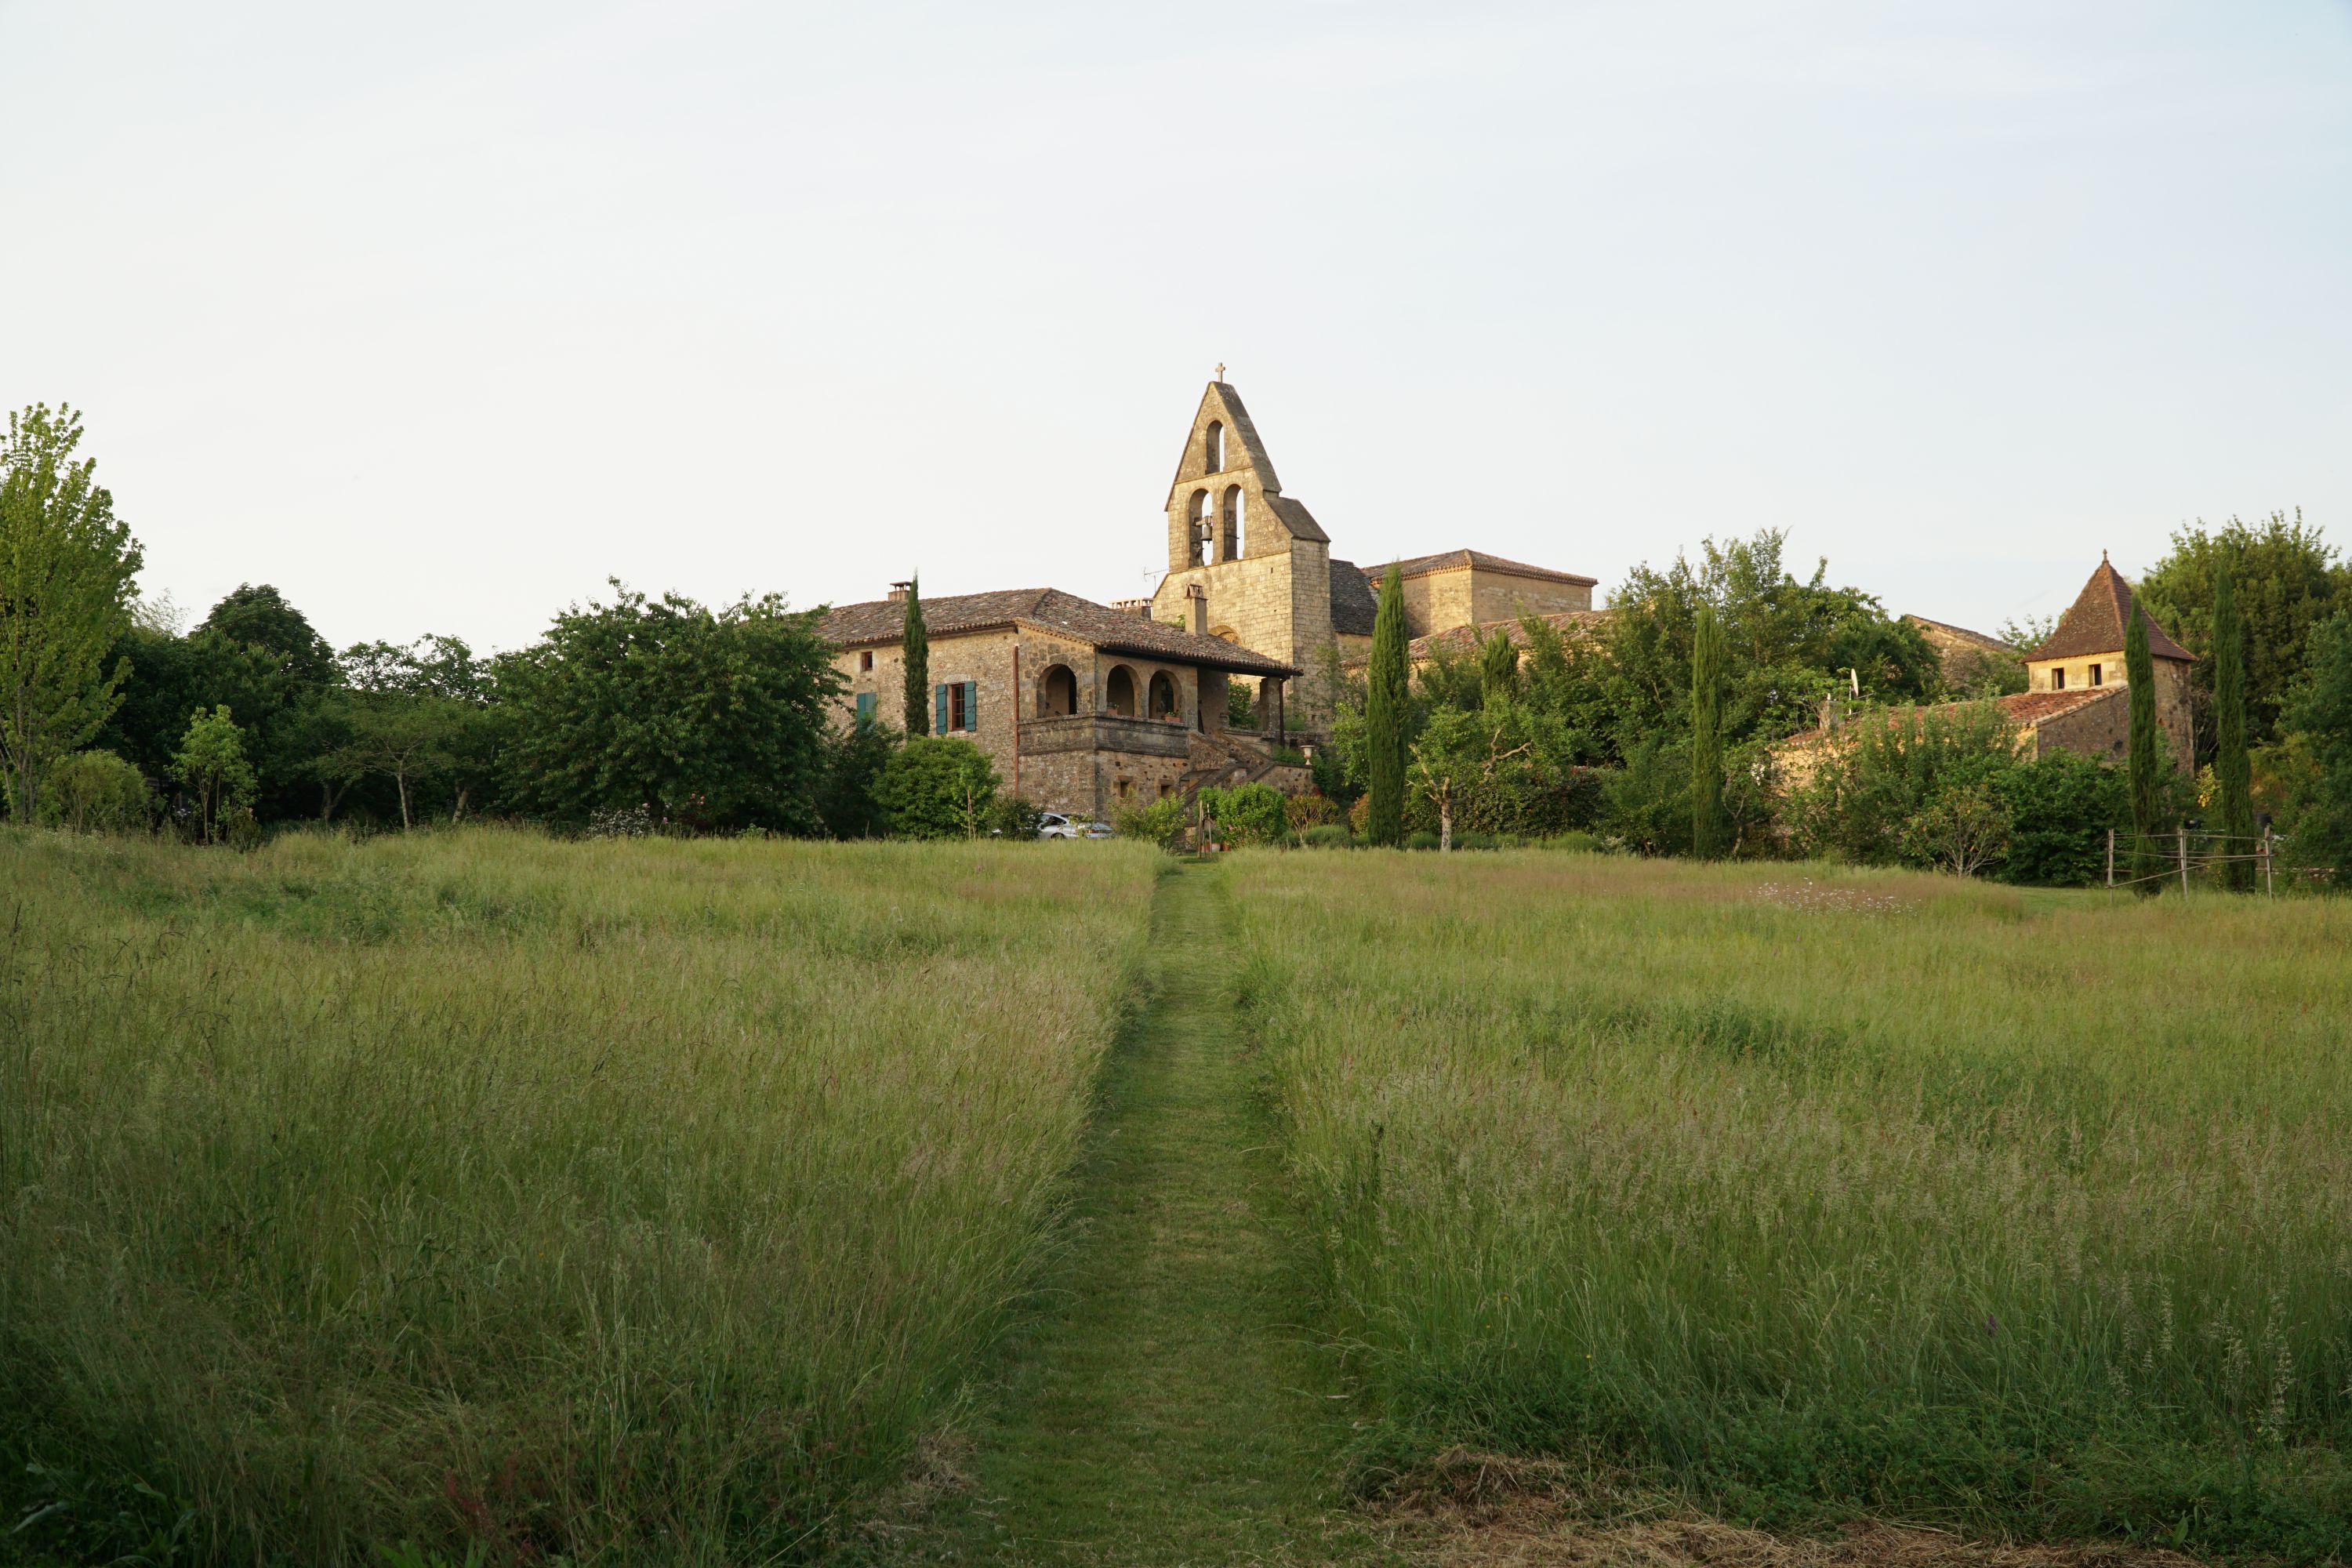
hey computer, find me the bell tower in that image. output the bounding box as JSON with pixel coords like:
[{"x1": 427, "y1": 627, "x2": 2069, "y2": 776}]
[{"x1": 1151, "y1": 376, "x2": 1336, "y2": 725}]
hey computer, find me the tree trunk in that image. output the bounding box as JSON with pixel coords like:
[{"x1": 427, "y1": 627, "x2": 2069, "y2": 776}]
[
  {"x1": 397, "y1": 771, "x2": 412, "y2": 830},
  {"x1": 1439, "y1": 796, "x2": 1453, "y2": 852}
]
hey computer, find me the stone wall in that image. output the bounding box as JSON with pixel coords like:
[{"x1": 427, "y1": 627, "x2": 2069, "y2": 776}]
[
  {"x1": 2024, "y1": 656, "x2": 2194, "y2": 775},
  {"x1": 1150, "y1": 539, "x2": 1334, "y2": 725},
  {"x1": 1469, "y1": 569, "x2": 1593, "y2": 623}
]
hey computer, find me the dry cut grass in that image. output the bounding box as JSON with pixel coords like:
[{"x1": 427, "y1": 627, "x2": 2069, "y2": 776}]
[
  {"x1": 1227, "y1": 851, "x2": 2352, "y2": 1563},
  {"x1": 0, "y1": 826, "x2": 1161, "y2": 1566}
]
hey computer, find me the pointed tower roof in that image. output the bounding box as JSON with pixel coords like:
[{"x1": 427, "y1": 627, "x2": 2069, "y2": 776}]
[{"x1": 2025, "y1": 555, "x2": 2193, "y2": 663}]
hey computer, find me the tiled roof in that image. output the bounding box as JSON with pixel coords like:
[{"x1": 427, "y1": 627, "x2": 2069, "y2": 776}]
[
  {"x1": 1904, "y1": 615, "x2": 2013, "y2": 657},
  {"x1": 1775, "y1": 688, "x2": 2119, "y2": 754},
  {"x1": 818, "y1": 587, "x2": 1298, "y2": 677},
  {"x1": 1407, "y1": 610, "x2": 1610, "y2": 662},
  {"x1": 2025, "y1": 559, "x2": 2194, "y2": 663},
  {"x1": 1359, "y1": 549, "x2": 1599, "y2": 588},
  {"x1": 1997, "y1": 688, "x2": 2122, "y2": 724},
  {"x1": 1328, "y1": 559, "x2": 1379, "y2": 637},
  {"x1": 1262, "y1": 492, "x2": 1329, "y2": 544}
]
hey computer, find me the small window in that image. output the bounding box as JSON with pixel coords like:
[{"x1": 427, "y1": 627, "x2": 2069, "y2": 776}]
[
  {"x1": 1205, "y1": 421, "x2": 1225, "y2": 471},
  {"x1": 2052, "y1": 667, "x2": 2066, "y2": 691},
  {"x1": 2089, "y1": 663, "x2": 2103, "y2": 687},
  {"x1": 934, "y1": 682, "x2": 978, "y2": 734},
  {"x1": 859, "y1": 650, "x2": 874, "y2": 672}
]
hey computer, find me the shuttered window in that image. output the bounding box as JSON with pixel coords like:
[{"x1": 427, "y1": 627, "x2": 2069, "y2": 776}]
[
  {"x1": 855, "y1": 692, "x2": 875, "y2": 723},
  {"x1": 933, "y1": 681, "x2": 981, "y2": 733}
]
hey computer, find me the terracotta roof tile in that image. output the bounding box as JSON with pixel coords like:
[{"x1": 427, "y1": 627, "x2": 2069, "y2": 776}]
[
  {"x1": 1406, "y1": 610, "x2": 1610, "y2": 662},
  {"x1": 1359, "y1": 549, "x2": 1599, "y2": 588},
  {"x1": 2026, "y1": 560, "x2": 2193, "y2": 663},
  {"x1": 818, "y1": 587, "x2": 1298, "y2": 677}
]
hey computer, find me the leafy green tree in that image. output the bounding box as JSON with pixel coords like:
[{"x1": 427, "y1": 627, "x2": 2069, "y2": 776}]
[
  {"x1": 2125, "y1": 604, "x2": 2161, "y2": 891},
  {"x1": 818, "y1": 713, "x2": 898, "y2": 839},
  {"x1": 198, "y1": 584, "x2": 336, "y2": 686},
  {"x1": 1195, "y1": 781, "x2": 1290, "y2": 847},
  {"x1": 172, "y1": 705, "x2": 257, "y2": 844},
  {"x1": 2281, "y1": 612, "x2": 2352, "y2": 874},
  {"x1": 874, "y1": 735, "x2": 997, "y2": 839},
  {"x1": 901, "y1": 579, "x2": 929, "y2": 736},
  {"x1": 2212, "y1": 561, "x2": 2254, "y2": 888},
  {"x1": 1364, "y1": 565, "x2": 1409, "y2": 846},
  {"x1": 1689, "y1": 604, "x2": 1726, "y2": 858},
  {"x1": 1477, "y1": 628, "x2": 1519, "y2": 710},
  {"x1": 1599, "y1": 531, "x2": 1940, "y2": 760},
  {"x1": 42, "y1": 749, "x2": 149, "y2": 833},
  {"x1": 1995, "y1": 753, "x2": 2128, "y2": 887},
  {"x1": 1899, "y1": 781, "x2": 2013, "y2": 877},
  {"x1": 1784, "y1": 702, "x2": 2016, "y2": 865},
  {"x1": 0, "y1": 405, "x2": 143, "y2": 821},
  {"x1": 1600, "y1": 735, "x2": 1690, "y2": 856},
  {"x1": 318, "y1": 636, "x2": 497, "y2": 826},
  {"x1": 2138, "y1": 510, "x2": 2346, "y2": 747},
  {"x1": 1410, "y1": 705, "x2": 1533, "y2": 851},
  {"x1": 498, "y1": 583, "x2": 841, "y2": 833},
  {"x1": 1413, "y1": 636, "x2": 1483, "y2": 712}
]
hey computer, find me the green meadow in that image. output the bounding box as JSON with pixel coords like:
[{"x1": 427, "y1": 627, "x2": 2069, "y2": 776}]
[
  {"x1": 0, "y1": 829, "x2": 1160, "y2": 1565},
  {"x1": 1230, "y1": 851, "x2": 2352, "y2": 1561}
]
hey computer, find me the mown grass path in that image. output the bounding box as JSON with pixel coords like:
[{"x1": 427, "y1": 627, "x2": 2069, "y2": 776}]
[{"x1": 913, "y1": 864, "x2": 1394, "y2": 1566}]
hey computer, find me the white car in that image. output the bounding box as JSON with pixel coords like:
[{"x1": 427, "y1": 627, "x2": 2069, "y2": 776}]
[{"x1": 1036, "y1": 813, "x2": 1114, "y2": 840}]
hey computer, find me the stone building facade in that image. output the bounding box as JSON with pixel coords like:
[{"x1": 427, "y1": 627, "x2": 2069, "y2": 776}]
[
  {"x1": 1148, "y1": 380, "x2": 1596, "y2": 725},
  {"x1": 818, "y1": 586, "x2": 1298, "y2": 820}
]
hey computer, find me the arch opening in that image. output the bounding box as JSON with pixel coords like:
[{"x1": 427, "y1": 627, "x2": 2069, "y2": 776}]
[
  {"x1": 1105, "y1": 664, "x2": 1138, "y2": 717},
  {"x1": 1204, "y1": 421, "x2": 1225, "y2": 472},
  {"x1": 1220, "y1": 484, "x2": 1243, "y2": 561},
  {"x1": 1187, "y1": 489, "x2": 1211, "y2": 566},
  {"x1": 1148, "y1": 670, "x2": 1179, "y2": 720},
  {"x1": 1038, "y1": 663, "x2": 1077, "y2": 717}
]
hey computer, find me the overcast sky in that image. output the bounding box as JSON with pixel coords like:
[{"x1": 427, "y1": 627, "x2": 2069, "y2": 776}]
[{"x1": 5, "y1": 2, "x2": 2347, "y2": 654}]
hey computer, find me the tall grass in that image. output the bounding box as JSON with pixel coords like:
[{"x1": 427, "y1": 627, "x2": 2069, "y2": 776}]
[
  {"x1": 0, "y1": 826, "x2": 1160, "y2": 1565},
  {"x1": 1229, "y1": 854, "x2": 2352, "y2": 1560}
]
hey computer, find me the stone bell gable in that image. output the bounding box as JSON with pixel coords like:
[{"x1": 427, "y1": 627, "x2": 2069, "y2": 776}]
[{"x1": 1151, "y1": 379, "x2": 1338, "y2": 723}]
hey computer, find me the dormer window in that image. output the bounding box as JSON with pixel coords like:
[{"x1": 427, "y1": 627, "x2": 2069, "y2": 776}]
[
  {"x1": 2053, "y1": 668, "x2": 2066, "y2": 691},
  {"x1": 2089, "y1": 663, "x2": 2102, "y2": 687}
]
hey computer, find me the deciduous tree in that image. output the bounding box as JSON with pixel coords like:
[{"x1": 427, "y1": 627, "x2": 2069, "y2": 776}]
[
  {"x1": 0, "y1": 405, "x2": 143, "y2": 820},
  {"x1": 172, "y1": 705, "x2": 256, "y2": 844},
  {"x1": 2138, "y1": 510, "x2": 2346, "y2": 747}
]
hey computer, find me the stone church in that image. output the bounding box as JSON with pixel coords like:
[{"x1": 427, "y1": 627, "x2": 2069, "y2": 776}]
[
  {"x1": 818, "y1": 377, "x2": 1599, "y2": 818},
  {"x1": 1145, "y1": 379, "x2": 1598, "y2": 725}
]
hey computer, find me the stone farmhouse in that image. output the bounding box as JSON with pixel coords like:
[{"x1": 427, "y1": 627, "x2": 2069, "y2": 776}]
[
  {"x1": 1779, "y1": 556, "x2": 2197, "y2": 787},
  {"x1": 818, "y1": 377, "x2": 1600, "y2": 818}
]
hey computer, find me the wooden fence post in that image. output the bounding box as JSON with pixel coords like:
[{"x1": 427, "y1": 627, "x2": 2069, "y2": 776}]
[
  {"x1": 2263, "y1": 826, "x2": 2274, "y2": 896},
  {"x1": 2177, "y1": 823, "x2": 2190, "y2": 898},
  {"x1": 2106, "y1": 829, "x2": 2115, "y2": 892}
]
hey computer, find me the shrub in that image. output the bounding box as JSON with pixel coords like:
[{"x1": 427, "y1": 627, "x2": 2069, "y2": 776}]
[
  {"x1": 1112, "y1": 797, "x2": 1188, "y2": 851},
  {"x1": 1301, "y1": 823, "x2": 1352, "y2": 849},
  {"x1": 1451, "y1": 831, "x2": 1500, "y2": 851},
  {"x1": 1998, "y1": 752, "x2": 2129, "y2": 886},
  {"x1": 988, "y1": 794, "x2": 1047, "y2": 840},
  {"x1": 42, "y1": 750, "x2": 149, "y2": 833},
  {"x1": 874, "y1": 737, "x2": 998, "y2": 840},
  {"x1": 1283, "y1": 793, "x2": 1338, "y2": 831},
  {"x1": 1539, "y1": 829, "x2": 1601, "y2": 854},
  {"x1": 1347, "y1": 793, "x2": 1370, "y2": 837},
  {"x1": 1404, "y1": 830, "x2": 1441, "y2": 851},
  {"x1": 1899, "y1": 779, "x2": 2013, "y2": 877},
  {"x1": 1196, "y1": 782, "x2": 1289, "y2": 847}
]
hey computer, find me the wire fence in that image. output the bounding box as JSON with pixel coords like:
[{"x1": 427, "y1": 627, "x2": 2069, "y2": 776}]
[{"x1": 2104, "y1": 826, "x2": 2333, "y2": 895}]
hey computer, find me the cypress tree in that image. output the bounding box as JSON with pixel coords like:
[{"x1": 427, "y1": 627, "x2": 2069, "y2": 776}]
[
  {"x1": 1365, "y1": 565, "x2": 1408, "y2": 847},
  {"x1": 1478, "y1": 628, "x2": 1519, "y2": 710},
  {"x1": 2125, "y1": 598, "x2": 2161, "y2": 892},
  {"x1": 1690, "y1": 604, "x2": 1726, "y2": 858},
  {"x1": 2213, "y1": 560, "x2": 2253, "y2": 889},
  {"x1": 901, "y1": 578, "x2": 930, "y2": 736}
]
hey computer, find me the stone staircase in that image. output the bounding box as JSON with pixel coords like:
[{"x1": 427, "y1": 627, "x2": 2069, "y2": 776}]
[{"x1": 1174, "y1": 730, "x2": 1311, "y2": 804}]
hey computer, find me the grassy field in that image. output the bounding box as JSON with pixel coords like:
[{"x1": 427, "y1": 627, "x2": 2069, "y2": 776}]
[
  {"x1": 1228, "y1": 852, "x2": 2352, "y2": 1562},
  {"x1": 0, "y1": 827, "x2": 1161, "y2": 1566}
]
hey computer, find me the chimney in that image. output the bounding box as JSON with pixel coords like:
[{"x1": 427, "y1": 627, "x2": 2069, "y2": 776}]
[
  {"x1": 887, "y1": 581, "x2": 912, "y2": 604},
  {"x1": 1112, "y1": 597, "x2": 1152, "y2": 617},
  {"x1": 1185, "y1": 583, "x2": 1208, "y2": 636}
]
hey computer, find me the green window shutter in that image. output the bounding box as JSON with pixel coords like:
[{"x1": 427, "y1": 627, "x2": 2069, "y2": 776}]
[
  {"x1": 856, "y1": 692, "x2": 874, "y2": 722},
  {"x1": 935, "y1": 684, "x2": 948, "y2": 735},
  {"x1": 963, "y1": 680, "x2": 978, "y2": 731}
]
